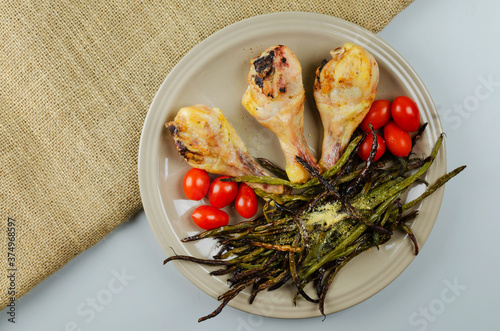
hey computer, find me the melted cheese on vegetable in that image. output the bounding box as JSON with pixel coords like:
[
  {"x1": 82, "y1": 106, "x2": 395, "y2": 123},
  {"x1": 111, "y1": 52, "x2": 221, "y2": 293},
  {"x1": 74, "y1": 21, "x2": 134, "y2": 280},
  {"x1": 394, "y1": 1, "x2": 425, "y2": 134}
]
[{"x1": 304, "y1": 201, "x2": 348, "y2": 227}]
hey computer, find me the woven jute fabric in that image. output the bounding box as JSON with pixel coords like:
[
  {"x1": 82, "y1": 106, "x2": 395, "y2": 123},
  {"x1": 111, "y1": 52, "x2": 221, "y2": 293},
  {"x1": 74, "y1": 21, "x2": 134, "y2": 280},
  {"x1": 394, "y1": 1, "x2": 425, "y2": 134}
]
[{"x1": 0, "y1": 0, "x2": 413, "y2": 309}]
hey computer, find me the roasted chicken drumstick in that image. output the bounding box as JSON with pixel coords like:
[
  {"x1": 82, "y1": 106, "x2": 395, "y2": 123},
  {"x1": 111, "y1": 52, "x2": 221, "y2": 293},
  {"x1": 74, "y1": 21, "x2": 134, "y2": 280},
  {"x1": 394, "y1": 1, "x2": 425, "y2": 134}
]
[
  {"x1": 242, "y1": 45, "x2": 319, "y2": 183},
  {"x1": 166, "y1": 104, "x2": 283, "y2": 194},
  {"x1": 314, "y1": 43, "x2": 379, "y2": 170}
]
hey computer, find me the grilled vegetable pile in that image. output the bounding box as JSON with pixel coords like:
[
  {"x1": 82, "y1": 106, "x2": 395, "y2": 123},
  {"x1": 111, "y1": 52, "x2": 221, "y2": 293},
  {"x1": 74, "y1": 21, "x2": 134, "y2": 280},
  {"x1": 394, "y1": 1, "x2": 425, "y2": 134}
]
[{"x1": 164, "y1": 126, "x2": 465, "y2": 322}]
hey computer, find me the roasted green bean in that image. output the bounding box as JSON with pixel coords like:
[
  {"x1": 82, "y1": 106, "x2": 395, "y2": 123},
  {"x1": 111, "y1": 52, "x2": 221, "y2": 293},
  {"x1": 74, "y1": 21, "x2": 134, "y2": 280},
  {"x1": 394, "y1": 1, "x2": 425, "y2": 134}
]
[{"x1": 164, "y1": 130, "x2": 465, "y2": 322}]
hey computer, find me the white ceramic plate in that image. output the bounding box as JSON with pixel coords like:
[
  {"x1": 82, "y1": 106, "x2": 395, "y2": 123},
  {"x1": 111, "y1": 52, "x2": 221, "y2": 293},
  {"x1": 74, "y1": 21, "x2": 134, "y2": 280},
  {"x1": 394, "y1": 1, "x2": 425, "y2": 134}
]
[{"x1": 138, "y1": 12, "x2": 446, "y2": 319}]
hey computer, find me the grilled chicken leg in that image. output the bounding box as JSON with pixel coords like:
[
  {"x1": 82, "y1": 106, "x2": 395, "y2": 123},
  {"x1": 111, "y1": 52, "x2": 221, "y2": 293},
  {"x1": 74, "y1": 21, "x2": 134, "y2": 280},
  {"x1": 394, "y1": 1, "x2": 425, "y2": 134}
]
[
  {"x1": 242, "y1": 45, "x2": 319, "y2": 183},
  {"x1": 166, "y1": 104, "x2": 283, "y2": 194},
  {"x1": 314, "y1": 43, "x2": 379, "y2": 170}
]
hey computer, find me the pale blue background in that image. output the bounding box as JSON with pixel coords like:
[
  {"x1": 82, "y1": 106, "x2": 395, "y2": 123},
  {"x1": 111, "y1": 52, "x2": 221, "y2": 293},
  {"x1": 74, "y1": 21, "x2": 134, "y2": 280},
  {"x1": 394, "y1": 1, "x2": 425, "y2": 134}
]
[{"x1": 2, "y1": 0, "x2": 499, "y2": 330}]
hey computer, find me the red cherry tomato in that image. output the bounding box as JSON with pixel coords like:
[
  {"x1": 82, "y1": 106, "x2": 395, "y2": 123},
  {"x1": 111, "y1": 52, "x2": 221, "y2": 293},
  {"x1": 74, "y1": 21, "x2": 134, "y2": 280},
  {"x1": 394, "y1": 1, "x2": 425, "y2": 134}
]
[
  {"x1": 358, "y1": 133, "x2": 386, "y2": 162},
  {"x1": 235, "y1": 184, "x2": 258, "y2": 218},
  {"x1": 391, "y1": 96, "x2": 420, "y2": 132},
  {"x1": 208, "y1": 176, "x2": 238, "y2": 208},
  {"x1": 191, "y1": 205, "x2": 229, "y2": 230},
  {"x1": 383, "y1": 121, "x2": 412, "y2": 157},
  {"x1": 182, "y1": 168, "x2": 210, "y2": 201},
  {"x1": 359, "y1": 100, "x2": 392, "y2": 132}
]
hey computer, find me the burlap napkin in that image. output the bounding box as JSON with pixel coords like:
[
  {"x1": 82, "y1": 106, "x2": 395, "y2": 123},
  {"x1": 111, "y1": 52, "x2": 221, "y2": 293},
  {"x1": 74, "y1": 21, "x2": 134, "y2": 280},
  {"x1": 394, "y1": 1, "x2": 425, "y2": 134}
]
[{"x1": 0, "y1": 0, "x2": 413, "y2": 310}]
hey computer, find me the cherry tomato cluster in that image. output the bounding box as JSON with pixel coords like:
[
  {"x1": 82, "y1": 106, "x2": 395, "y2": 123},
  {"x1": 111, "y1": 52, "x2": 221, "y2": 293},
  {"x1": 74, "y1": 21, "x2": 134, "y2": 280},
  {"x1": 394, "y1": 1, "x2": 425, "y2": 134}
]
[
  {"x1": 182, "y1": 168, "x2": 258, "y2": 230},
  {"x1": 358, "y1": 96, "x2": 420, "y2": 161}
]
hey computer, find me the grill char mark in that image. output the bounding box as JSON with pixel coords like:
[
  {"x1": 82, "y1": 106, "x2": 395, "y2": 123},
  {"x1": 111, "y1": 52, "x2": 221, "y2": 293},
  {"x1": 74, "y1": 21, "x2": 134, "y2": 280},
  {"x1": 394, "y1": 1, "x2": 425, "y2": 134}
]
[
  {"x1": 253, "y1": 50, "x2": 275, "y2": 76},
  {"x1": 166, "y1": 123, "x2": 178, "y2": 135},
  {"x1": 253, "y1": 75, "x2": 264, "y2": 88},
  {"x1": 175, "y1": 140, "x2": 189, "y2": 157},
  {"x1": 316, "y1": 59, "x2": 328, "y2": 82},
  {"x1": 253, "y1": 46, "x2": 292, "y2": 94}
]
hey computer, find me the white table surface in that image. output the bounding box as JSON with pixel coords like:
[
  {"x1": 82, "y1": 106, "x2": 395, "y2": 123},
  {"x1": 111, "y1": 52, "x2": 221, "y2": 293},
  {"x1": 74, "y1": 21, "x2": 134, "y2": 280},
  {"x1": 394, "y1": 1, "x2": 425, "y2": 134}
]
[{"x1": 3, "y1": 0, "x2": 499, "y2": 330}]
